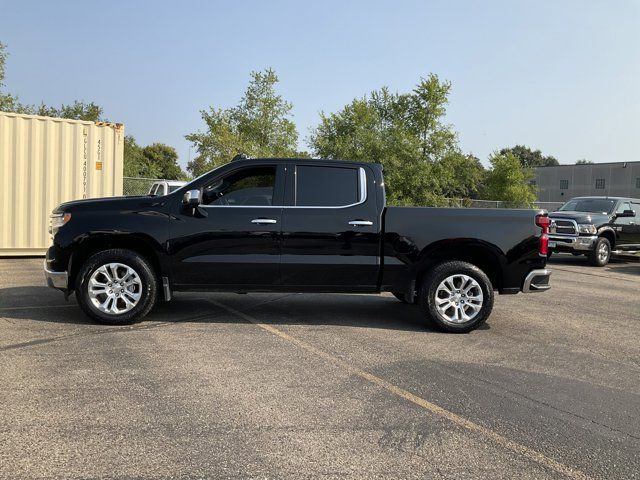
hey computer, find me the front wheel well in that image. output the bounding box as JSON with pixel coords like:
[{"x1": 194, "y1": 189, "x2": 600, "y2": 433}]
[
  {"x1": 68, "y1": 235, "x2": 162, "y2": 290},
  {"x1": 599, "y1": 230, "x2": 615, "y2": 249}
]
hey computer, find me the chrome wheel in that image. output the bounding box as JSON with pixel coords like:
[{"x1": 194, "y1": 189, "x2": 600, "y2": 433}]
[
  {"x1": 434, "y1": 274, "x2": 484, "y2": 324},
  {"x1": 88, "y1": 263, "x2": 142, "y2": 315},
  {"x1": 597, "y1": 242, "x2": 609, "y2": 263}
]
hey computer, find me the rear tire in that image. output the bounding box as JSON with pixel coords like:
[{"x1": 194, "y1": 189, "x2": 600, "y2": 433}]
[
  {"x1": 587, "y1": 237, "x2": 611, "y2": 267},
  {"x1": 419, "y1": 261, "x2": 494, "y2": 333},
  {"x1": 75, "y1": 249, "x2": 158, "y2": 325}
]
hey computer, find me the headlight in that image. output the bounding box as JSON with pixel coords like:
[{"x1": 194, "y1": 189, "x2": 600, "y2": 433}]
[
  {"x1": 577, "y1": 224, "x2": 597, "y2": 234},
  {"x1": 49, "y1": 212, "x2": 72, "y2": 238}
]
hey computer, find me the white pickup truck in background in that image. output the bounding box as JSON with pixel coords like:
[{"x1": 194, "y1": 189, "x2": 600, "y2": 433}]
[{"x1": 148, "y1": 180, "x2": 187, "y2": 196}]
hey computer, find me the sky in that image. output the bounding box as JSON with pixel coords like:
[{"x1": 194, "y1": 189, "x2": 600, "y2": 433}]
[{"x1": 1, "y1": 0, "x2": 638, "y2": 169}]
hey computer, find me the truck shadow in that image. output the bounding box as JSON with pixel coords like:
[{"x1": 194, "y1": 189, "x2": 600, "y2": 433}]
[
  {"x1": 153, "y1": 293, "x2": 490, "y2": 333},
  {"x1": 548, "y1": 254, "x2": 640, "y2": 275},
  {"x1": 0, "y1": 286, "x2": 490, "y2": 333}
]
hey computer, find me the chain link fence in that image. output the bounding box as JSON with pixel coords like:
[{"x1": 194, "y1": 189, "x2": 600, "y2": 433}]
[
  {"x1": 123, "y1": 177, "x2": 163, "y2": 196},
  {"x1": 440, "y1": 198, "x2": 564, "y2": 211}
]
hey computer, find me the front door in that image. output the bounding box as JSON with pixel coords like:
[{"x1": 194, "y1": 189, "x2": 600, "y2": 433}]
[
  {"x1": 614, "y1": 201, "x2": 640, "y2": 248},
  {"x1": 170, "y1": 164, "x2": 284, "y2": 288},
  {"x1": 280, "y1": 163, "x2": 381, "y2": 290}
]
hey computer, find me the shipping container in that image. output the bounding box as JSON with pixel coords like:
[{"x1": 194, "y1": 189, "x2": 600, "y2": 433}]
[{"x1": 0, "y1": 111, "x2": 124, "y2": 256}]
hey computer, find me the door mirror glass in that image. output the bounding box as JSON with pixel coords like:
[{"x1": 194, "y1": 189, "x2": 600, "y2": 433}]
[{"x1": 182, "y1": 189, "x2": 201, "y2": 206}]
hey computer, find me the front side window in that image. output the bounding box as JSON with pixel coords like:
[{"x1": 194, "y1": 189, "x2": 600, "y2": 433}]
[
  {"x1": 296, "y1": 165, "x2": 361, "y2": 207},
  {"x1": 202, "y1": 166, "x2": 276, "y2": 206}
]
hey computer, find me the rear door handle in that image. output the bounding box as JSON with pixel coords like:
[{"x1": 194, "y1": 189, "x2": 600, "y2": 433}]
[
  {"x1": 251, "y1": 218, "x2": 277, "y2": 225},
  {"x1": 348, "y1": 220, "x2": 373, "y2": 226}
]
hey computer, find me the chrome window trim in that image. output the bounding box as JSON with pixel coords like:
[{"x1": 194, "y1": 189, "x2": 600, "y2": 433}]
[
  {"x1": 199, "y1": 166, "x2": 368, "y2": 209},
  {"x1": 291, "y1": 166, "x2": 367, "y2": 209}
]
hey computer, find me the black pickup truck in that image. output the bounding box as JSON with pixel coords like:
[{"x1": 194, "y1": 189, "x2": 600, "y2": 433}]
[
  {"x1": 549, "y1": 196, "x2": 640, "y2": 266},
  {"x1": 45, "y1": 158, "x2": 551, "y2": 332}
]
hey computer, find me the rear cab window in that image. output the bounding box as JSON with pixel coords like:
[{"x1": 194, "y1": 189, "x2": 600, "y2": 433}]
[{"x1": 295, "y1": 165, "x2": 363, "y2": 207}]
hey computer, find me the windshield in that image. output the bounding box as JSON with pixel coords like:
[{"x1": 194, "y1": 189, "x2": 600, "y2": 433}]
[{"x1": 559, "y1": 198, "x2": 616, "y2": 214}]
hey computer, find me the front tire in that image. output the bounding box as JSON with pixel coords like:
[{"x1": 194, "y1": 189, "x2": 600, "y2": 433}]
[
  {"x1": 419, "y1": 261, "x2": 494, "y2": 333},
  {"x1": 75, "y1": 249, "x2": 158, "y2": 325},
  {"x1": 587, "y1": 237, "x2": 611, "y2": 267}
]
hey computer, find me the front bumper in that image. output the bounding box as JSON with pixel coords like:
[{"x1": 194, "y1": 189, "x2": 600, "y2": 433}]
[
  {"x1": 522, "y1": 269, "x2": 551, "y2": 293},
  {"x1": 44, "y1": 260, "x2": 68, "y2": 290},
  {"x1": 549, "y1": 234, "x2": 597, "y2": 252}
]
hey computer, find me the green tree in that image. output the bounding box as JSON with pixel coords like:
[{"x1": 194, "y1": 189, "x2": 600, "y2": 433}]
[
  {"x1": 435, "y1": 153, "x2": 485, "y2": 199},
  {"x1": 481, "y1": 152, "x2": 537, "y2": 206},
  {"x1": 142, "y1": 143, "x2": 185, "y2": 179},
  {"x1": 0, "y1": 42, "x2": 25, "y2": 112},
  {"x1": 35, "y1": 100, "x2": 103, "y2": 121},
  {"x1": 499, "y1": 145, "x2": 559, "y2": 168},
  {"x1": 575, "y1": 159, "x2": 593, "y2": 165},
  {"x1": 186, "y1": 68, "x2": 301, "y2": 176},
  {"x1": 123, "y1": 135, "x2": 161, "y2": 178},
  {"x1": 310, "y1": 74, "x2": 472, "y2": 206}
]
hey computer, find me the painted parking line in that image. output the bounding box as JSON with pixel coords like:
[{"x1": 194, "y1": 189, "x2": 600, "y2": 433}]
[
  {"x1": 209, "y1": 298, "x2": 592, "y2": 480},
  {"x1": 0, "y1": 304, "x2": 75, "y2": 311}
]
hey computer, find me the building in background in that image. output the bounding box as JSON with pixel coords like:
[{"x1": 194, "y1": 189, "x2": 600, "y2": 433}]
[{"x1": 533, "y1": 161, "x2": 640, "y2": 203}]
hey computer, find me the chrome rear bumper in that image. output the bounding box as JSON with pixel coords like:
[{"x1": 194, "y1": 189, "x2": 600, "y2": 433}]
[
  {"x1": 44, "y1": 260, "x2": 68, "y2": 289},
  {"x1": 522, "y1": 269, "x2": 551, "y2": 293}
]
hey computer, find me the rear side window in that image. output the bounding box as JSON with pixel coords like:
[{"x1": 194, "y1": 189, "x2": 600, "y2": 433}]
[{"x1": 296, "y1": 165, "x2": 360, "y2": 207}]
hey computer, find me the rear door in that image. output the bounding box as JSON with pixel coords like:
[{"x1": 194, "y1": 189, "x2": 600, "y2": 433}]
[{"x1": 280, "y1": 163, "x2": 381, "y2": 290}]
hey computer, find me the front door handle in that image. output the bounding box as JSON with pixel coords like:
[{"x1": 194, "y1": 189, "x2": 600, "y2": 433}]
[
  {"x1": 348, "y1": 220, "x2": 373, "y2": 226},
  {"x1": 251, "y1": 218, "x2": 277, "y2": 225}
]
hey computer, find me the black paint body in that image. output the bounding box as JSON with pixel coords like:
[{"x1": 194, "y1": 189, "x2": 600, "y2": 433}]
[{"x1": 46, "y1": 158, "x2": 547, "y2": 296}]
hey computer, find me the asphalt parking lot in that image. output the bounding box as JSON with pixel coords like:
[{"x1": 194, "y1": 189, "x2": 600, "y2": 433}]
[{"x1": 0, "y1": 257, "x2": 638, "y2": 479}]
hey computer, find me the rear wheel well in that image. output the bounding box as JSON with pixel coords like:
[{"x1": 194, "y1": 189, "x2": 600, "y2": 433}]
[
  {"x1": 415, "y1": 246, "x2": 502, "y2": 293},
  {"x1": 69, "y1": 236, "x2": 162, "y2": 290},
  {"x1": 599, "y1": 230, "x2": 615, "y2": 249}
]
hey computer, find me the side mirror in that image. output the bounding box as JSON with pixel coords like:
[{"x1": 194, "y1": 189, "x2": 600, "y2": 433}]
[
  {"x1": 617, "y1": 209, "x2": 636, "y2": 218},
  {"x1": 182, "y1": 189, "x2": 201, "y2": 207}
]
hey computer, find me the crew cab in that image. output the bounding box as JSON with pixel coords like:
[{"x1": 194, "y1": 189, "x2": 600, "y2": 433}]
[
  {"x1": 44, "y1": 158, "x2": 551, "y2": 332},
  {"x1": 548, "y1": 196, "x2": 640, "y2": 266}
]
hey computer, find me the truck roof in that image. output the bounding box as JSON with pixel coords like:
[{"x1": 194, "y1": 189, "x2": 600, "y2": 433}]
[
  {"x1": 230, "y1": 157, "x2": 384, "y2": 170},
  {"x1": 570, "y1": 196, "x2": 640, "y2": 202}
]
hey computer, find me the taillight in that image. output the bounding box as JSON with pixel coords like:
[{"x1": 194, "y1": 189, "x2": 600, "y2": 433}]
[{"x1": 536, "y1": 214, "x2": 550, "y2": 257}]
